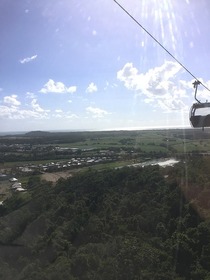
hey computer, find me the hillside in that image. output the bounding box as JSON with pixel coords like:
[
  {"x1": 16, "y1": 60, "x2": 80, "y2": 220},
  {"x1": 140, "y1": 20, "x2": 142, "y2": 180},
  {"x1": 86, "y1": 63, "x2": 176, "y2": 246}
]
[
  {"x1": 24, "y1": 131, "x2": 52, "y2": 137},
  {"x1": 0, "y1": 160, "x2": 210, "y2": 279}
]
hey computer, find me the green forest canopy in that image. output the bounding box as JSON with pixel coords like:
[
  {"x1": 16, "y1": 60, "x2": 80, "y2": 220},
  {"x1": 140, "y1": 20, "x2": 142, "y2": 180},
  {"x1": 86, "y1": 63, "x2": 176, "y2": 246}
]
[{"x1": 1, "y1": 157, "x2": 210, "y2": 279}]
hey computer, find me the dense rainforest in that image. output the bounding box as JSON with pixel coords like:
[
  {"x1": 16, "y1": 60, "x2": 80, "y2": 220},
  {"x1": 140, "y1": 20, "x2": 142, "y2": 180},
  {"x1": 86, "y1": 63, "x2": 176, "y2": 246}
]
[{"x1": 1, "y1": 158, "x2": 210, "y2": 279}]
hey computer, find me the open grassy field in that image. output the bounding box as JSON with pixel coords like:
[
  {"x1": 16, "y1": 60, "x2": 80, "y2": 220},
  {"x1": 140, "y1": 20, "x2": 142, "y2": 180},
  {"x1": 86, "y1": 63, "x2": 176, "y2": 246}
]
[
  {"x1": 55, "y1": 129, "x2": 210, "y2": 154},
  {"x1": 0, "y1": 180, "x2": 11, "y2": 201}
]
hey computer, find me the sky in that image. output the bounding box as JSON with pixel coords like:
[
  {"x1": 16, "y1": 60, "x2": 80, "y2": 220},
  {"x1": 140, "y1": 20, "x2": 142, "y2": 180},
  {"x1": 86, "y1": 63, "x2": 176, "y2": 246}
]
[{"x1": 1, "y1": 0, "x2": 210, "y2": 132}]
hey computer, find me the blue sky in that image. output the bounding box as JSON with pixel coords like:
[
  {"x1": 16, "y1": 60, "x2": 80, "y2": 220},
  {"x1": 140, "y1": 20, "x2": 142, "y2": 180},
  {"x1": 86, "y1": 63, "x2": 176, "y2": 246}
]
[{"x1": 1, "y1": 0, "x2": 210, "y2": 132}]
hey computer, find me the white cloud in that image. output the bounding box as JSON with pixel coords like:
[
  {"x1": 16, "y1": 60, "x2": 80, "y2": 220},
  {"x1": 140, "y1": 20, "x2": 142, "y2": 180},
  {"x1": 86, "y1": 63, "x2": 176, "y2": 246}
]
[
  {"x1": 0, "y1": 105, "x2": 49, "y2": 120},
  {"x1": 86, "y1": 82, "x2": 98, "y2": 93},
  {"x1": 0, "y1": 96, "x2": 51, "y2": 120},
  {"x1": 0, "y1": 106, "x2": 17, "y2": 118},
  {"x1": 0, "y1": 98, "x2": 50, "y2": 120},
  {"x1": 20, "y1": 54, "x2": 37, "y2": 64},
  {"x1": 53, "y1": 113, "x2": 62, "y2": 118},
  {"x1": 52, "y1": 110, "x2": 78, "y2": 119},
  {"x1": 26, "y1": 92, "x2": 36, "y2": 99},
  {"x1": 4, "y1": 95, "x2": 21, "y2": 106},
  {"x1": 86, "y1": 106, "x2": 110, "y2": 118},
  {"x1": 117, "y1": 60, "x2": 191, "y2": 112},
  {"x1": 68, "y1": 99, "x2": 72, "y2": 103},
  {"x1": 40, "y1": 79, "x2": 77, "y2": 94},
  {"x1": 31, "y1": 99, "x2": 45, "y2": 112},
  {"x1": 66, "y1": 113, "x2": 78, "y2": 119}
]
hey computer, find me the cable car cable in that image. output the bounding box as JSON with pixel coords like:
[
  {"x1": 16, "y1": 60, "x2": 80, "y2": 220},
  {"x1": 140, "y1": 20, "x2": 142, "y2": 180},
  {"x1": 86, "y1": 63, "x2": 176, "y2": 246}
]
[{"x1": 113, "y1": 0, "x2": 210, "y2": 92}]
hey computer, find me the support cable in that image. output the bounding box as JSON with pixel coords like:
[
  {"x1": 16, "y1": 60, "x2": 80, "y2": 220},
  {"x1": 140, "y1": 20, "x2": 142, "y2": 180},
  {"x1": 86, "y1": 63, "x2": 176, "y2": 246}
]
[{"x1": 113, "y1": 0, "x2": 210, "y2": 92}]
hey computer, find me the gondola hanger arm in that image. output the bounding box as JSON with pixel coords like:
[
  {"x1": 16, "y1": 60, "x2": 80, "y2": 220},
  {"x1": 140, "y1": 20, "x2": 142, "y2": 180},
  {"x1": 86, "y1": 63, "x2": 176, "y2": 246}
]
[{"x1": 193, "y1": 80, "x2": 201, "y2": 103}]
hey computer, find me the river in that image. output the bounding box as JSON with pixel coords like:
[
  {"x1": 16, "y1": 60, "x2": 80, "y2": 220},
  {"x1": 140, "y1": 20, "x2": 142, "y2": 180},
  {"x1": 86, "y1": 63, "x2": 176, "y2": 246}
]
[{"x1": 128, "y1": 158, "x2": 179, "y2": 168}]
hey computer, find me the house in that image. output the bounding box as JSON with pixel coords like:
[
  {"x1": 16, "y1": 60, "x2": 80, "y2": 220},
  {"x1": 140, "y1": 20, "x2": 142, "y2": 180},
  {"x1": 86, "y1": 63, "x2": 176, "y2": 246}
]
[
  {"x1": 15, "y1": 187, "x2": 26, "y2": 192},
  {"x1": 9, "y1": 177, "x2": 18, "y2": 182},
  {"x1": 11, "y1": 182, "x2": 22, "y2": 189}
]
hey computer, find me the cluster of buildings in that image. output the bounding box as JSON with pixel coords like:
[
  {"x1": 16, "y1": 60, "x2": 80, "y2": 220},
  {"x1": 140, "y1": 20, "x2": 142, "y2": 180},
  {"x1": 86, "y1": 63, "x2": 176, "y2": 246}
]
[
  {"x1": 9, "y1": 177, "x2": 26, "y2": 192},
  {"x1": 0, "y1": 177, "x2": 27, "y2": 206},
  {"x1": 16, "y1": 154, "x2": 118, "y2": 175}
]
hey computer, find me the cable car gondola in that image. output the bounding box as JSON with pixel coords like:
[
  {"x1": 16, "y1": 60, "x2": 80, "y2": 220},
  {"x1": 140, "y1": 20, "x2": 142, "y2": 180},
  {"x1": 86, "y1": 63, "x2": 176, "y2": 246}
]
[{"x1": 189, "y1": 81, "x2": 210, "y2": 130}]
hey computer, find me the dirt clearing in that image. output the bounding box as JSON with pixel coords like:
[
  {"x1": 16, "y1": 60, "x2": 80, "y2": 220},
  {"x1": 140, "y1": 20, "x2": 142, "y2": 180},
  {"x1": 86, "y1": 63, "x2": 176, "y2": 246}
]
[
  {"x1": 0, "y1": 180, "x2": 11, "y2": 201},
  {"x1": 41, "y1": 171, "x2": 73, "y2": 183}
]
